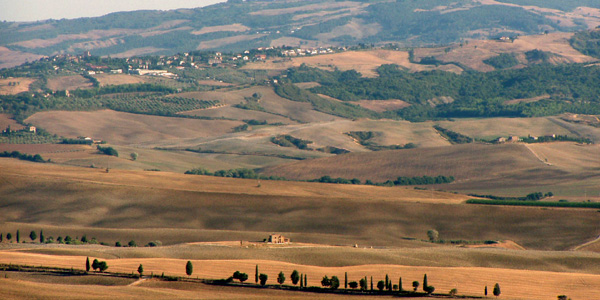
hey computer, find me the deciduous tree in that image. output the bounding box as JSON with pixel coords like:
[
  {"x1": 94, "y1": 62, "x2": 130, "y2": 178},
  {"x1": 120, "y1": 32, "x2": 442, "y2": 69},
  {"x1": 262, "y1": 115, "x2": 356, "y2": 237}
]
[
  {"x1": 259, "y1": 273, "x2": 268, "y2": 286},
  {"x1": 291, "y1": 270, "x2": 300, "y2": 285},
  {"x1": 493, "y1": 283, "x2": 501, "y2": 297},
  {"x1": 413, "y1": 281, "x2": 419, "y2": 292},
  {"x1": 330, "y1": 276, "x2": 340, "y2": 290},
  {"x1": 138, "y1": 264, "x2": 144, "y2": 277},
  {"x1": 377, "y1": 280, "x2": 385, "y2": 291},
  {"x1": 29, "y1": 231, "x2": 37, "y2": 242}
]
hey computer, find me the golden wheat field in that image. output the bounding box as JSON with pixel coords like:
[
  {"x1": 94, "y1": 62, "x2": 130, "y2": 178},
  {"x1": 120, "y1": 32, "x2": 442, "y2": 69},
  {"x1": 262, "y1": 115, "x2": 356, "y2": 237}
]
[{"x1": 1, "y1": 248, "x2": 600, "y2": 300}]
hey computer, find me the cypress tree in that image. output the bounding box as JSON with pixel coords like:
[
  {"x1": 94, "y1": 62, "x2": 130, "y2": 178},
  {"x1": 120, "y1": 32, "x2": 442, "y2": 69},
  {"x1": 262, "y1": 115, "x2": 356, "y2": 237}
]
[
  {"x1": 255, "y1": 265, "x2": 259, "y2": 284},
  {"x1": 185, "y1": 261, "x2": 193, "y2": 277},
  {"x1": 423, "y1": 274, "x2": 428, "y2": 291},
  {"x1": 485, "y1": 285, "x2": 488, "y2": 296},
  {"x1": 86, "y1": 257, "x2": 90, "y2": 272},
  {"x1": 39, "y1": 230, "x2": 44, "y2": 243},
  {"x1": 370, "y1": 276, "x2": 373, "y2": 290},
  {"x1": 16, "y1": 230, "x2": 20, "y2": 243},
  {"x1": 345, "y1": 272, "x2": 348, "y2": 289},
  {"x1": 300, "y1": 273, "x2": 303, "y2": 288},
  {"x1": 305, "y1": 274, "x2": 307, "y2": 287},
  {"x1": 399, "y1": 277, "x2": 403, "y2": 291},
  {"x1": 0, "y1": 233, "x2": 3, "y2": 242}
]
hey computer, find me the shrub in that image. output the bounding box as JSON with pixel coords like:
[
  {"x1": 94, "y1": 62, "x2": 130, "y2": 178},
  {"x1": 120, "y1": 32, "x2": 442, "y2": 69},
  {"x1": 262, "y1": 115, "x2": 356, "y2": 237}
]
[{"x1": 349, "y1": 281, "x2": 358, "y2": 289}]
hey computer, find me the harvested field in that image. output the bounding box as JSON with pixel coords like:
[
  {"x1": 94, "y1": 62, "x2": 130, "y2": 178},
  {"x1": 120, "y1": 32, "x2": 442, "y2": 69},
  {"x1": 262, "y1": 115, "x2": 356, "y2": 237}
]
[
  {"x1": 191, "y1": 23, "x2": 249, "y2": 35},
  {"x1": 260, "y1": 141, "x2": 600, "y2": 200},
  {"x1": 249, "y1": 1, "x2": 362, "y2": 16},
  {"x1": 0, "y1": 77, "x2": 35, "y2": 95},
  {"x1": 93, "y1": 74, "x2": 149, "y2": 86},
  {"x1": 0, "y1": 143, "x2": 89, "y2": 154},
  {"x1": 260, "y1": 143, "x2": 543, "y2": 182},
  {"x1": 1, "y1": 251, "x2": 600, "y2": 300},
  {"x1": 418, "y1": 32, "x2": 598, "y2": 71},
  {"x1": 435, "y1": 117, "x2": 573, "y2": 140},
  {"x1": 0, "y1": 114, "x2": 23, "y2": 131},
  {"x1": 243, "y1": 50, "x2": 463, "y2": 77},
  {"x1": 46, "y1": 75, "x2": 93, "y2": 91},
  {"x1": 1, "y1": 158, "x2": 598, "y2": 250},
  {"x1": 176, "y1": 86, "x2": 341, "y2": 123},
  {"x1": 182, "y1": 106, "x2": 296, "y2": 125},
  {"x1": 0, "y1": 46, "x2": 45, "y2": 69},
  {"x1": 197, "y1": 34, "x2": 267, "y2": 50},
  {"x1": 355, "y1": 99, "x2": 410, "y2": 112},
  {"x1": 24, "y1": 109, "x2": 244, "y2": 146}
]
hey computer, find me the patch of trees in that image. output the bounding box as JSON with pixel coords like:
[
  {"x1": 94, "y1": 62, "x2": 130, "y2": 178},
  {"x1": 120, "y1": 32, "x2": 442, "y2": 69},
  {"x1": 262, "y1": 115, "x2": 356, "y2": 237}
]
[
  {"x1": 310, "y1": 175, "x2": 454, "y2": 186},
  {"x1": 295, "y1": 63, "x2": 600, "y2": 121},
  {"x1": 524, "y1": 49, "x2": 553, "y2": 63},
  {"x1": 433, "y1": 125, "x2": 473, "y2": 144},
  {"x1": 345, "y1": 131, "x2": 417, "y2": 151},
  {"x1": 185, "y1": 167, "x2": 286, "y2": 181},
  {"x1": 232, "y1": 124, "x2": 249, "y2": 132},
  {"x1": 0, "y1": 90, "x2": 218, "y2": 120},
  {"x1": 274, "y1": 83, "x2": 379, "y2": 119},
  {"x1": 483, "y1": 53, "x2": 519, "y2": 69},
  {"x1": 316, "y1": 146, "x2": 350, "y2": 155},
  {"x1": 271, "y1": 134, "x2": 313, "y2": 150},
  {"x1": 521, "y1": 135, "x2": 592, "y2": 144},
  {"x1": 571, "y1": 29, "x2": 600, "y2": 59},
  {"x1": 97, "y1": 145, "x2": 118, "y2": 157},
  {"x1": 0, "y1": 151, "x2": 45, "y2": 163},
  {"x1": 469, "y1": 191, "x2": 553, "y2": 201},
  {"x1": 466, "y1": 199, "x2": 600, "y2": 208},
  {"x1": 61, "y1": 138, "x2": 93, "y2": 145}
]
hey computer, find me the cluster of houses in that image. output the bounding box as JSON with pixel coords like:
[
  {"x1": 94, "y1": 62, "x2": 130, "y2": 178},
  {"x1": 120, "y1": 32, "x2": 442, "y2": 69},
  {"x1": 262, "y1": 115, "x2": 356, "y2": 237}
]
[
  {"x1": 2, "y1": 125, "x2": 36, "y2": 134},
  {"x1": 281, "y1": 47, "x2": 336, "y2": 56}
]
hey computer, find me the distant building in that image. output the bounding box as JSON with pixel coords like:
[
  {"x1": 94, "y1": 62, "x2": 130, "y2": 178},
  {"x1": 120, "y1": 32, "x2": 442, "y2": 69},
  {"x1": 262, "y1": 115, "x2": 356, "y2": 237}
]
[
  {"x1": 268, "y1": 234, "x2": 290, "y2": 244},
  {"x1": 28, "y1": 126, "x2": 36, "y2": 133},
  {"x1": 496, "y1": 137, "x2": 506, "y2": 143},
  {"x1": 508, "y1": 136, "x2": 520, "y2": 142}
]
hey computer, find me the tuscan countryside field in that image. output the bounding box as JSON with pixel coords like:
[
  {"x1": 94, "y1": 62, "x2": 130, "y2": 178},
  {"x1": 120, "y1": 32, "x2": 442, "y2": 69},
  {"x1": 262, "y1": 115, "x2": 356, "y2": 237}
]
[{"x1": 2, "y1": 0, "x2": 600, "y2": 299}]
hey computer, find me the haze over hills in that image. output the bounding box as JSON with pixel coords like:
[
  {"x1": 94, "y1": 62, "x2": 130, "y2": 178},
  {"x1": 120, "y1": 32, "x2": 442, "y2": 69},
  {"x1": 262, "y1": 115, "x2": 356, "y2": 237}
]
[{"x1": 2, "y1": 0, "x2": 600, "y2": 68}]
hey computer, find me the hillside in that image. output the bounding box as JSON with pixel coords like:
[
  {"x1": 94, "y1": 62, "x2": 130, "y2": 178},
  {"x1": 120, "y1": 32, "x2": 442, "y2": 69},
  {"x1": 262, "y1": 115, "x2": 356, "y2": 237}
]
[
  {"x1": 2, "y1": 0, "x2": 600, "y2": 67},
  {"x1": 260, "y1": 142, "x2": 600, "y2": 198},
  {"x1": 1, "y1": 158, "x2": 598, "y2": 250}
]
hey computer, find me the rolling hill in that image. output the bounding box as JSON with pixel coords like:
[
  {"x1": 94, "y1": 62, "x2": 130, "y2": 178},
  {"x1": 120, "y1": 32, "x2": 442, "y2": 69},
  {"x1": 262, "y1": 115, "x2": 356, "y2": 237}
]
[
  {"x1": 2, "y1": 0, "x2": 600, "y2": 68},
  {"x1": 1, "y1": 158, "x2": 598, "y2": 250}
]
